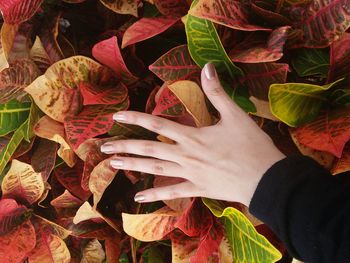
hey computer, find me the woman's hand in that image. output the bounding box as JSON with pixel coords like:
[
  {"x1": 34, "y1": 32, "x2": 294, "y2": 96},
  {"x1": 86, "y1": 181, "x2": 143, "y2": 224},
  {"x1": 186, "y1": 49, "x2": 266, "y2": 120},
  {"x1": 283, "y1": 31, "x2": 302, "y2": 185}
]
[{"x1": 101, "y1": 63, "x2": 286, "y2": 207}]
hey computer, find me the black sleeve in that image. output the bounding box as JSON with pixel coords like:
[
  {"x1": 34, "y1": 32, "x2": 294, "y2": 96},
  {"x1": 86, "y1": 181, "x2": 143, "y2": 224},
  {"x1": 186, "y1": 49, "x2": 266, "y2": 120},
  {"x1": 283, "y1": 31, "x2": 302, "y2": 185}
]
[{"x1": 248, "y1": 155, "x2": 350, "y2": 263}]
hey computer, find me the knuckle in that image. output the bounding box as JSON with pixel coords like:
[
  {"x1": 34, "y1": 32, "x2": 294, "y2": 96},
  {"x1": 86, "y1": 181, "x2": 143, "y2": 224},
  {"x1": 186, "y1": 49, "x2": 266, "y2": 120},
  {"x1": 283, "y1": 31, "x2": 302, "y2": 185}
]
[
  {"x1": 208, "y1": 86, "x2": 222, "y2": 96},
  {"x1": 149, "y1": 119, "x2": 163, "y2": 132},
  {"x1": 152, "y1": 159, "x2": 165, "y2": 174},
  {"x1": 143, "y1": 142, "x2": 156, "y2": 155}
]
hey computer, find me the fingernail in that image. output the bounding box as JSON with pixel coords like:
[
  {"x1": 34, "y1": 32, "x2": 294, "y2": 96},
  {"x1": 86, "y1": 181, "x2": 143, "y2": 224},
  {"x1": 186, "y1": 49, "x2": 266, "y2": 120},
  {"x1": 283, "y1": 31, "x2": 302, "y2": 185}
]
[
  {"x1": 204, "y1": 63, "x2": 217, "y2": 80},
  {"x1": 134, "y1": 195, "x2": 145, "y2": 202},
  {"x1": 101, "y1": 144, "x2": 114, "y2": 153},
  {"x1": 113, "y1": 112, "x2": 127, "y2": 122},
  {"x1": 110, "y1": 159, "x2": 124, "y2": 168}
]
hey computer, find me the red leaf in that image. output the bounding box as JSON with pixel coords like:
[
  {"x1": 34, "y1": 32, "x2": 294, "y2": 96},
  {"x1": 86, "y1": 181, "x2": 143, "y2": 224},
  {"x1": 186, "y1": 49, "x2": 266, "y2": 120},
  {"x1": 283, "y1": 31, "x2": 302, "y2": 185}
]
[
  {"x1": 92, "y1": 36, "x2": 138, "y2": 85},
  {"x1": 0, "y1": 198, "x2": 31, "y2": 235},
  {"x1": 105, "y1": 233, "x2": 121, "y2": 263},
  {"x1": 31, "y1": 138, "x2": 58, "y2": 181},
  {"x1": 50, "y1": 190, "x2": 84, "y2": 208},
  {"x1": 54, "y1": 162, "x2": 91, "y2": 201},
  {"x1": 229, "y1": 26, "x2": 290, "y2": 63},
  {"x1": 251, "y1": 3, "x2": 291, "y2": 27},
  {"x1": 121, "y1": 17, "x2": 179, "y2": 48},
  {"x1": 79, "y1": 82, "x2": 128, "y2": 106},
  {"x1": 239, "y1": 63, "x2": 289, "y2": 100},
  {"x1": 331, "y1": 143, "x2": 350, "y2": 175},
  {"x1": 188, "y1": 0, "x2": 271, "y2": 32},
  {"x1": 152, "y1": 87, "x2": 186, "y2": 117},
  {"x1": 291, "y1": 0, "x2": 350, "y2": 48},
  {"x1": 328, "y1": 32, "x2": 350, "y2": 82},
  {"x1": 64, "y1": 99, "x2": 129, "y2": 150},
  {"x1": 154, "y1": 0, "x2": 189, "y2": 18},
  {"x1": 0, "y1": 220, "x2": 36, "y2": 263},
  {"x1": 0, "y1": 0, "x2": 43, "y2": 24},
  {"x1": 149, "y1": 44, "x2": 201, "y2": 84},
  {"x1": 292, "y1": 108, "x2": 350, "y2": 158}
]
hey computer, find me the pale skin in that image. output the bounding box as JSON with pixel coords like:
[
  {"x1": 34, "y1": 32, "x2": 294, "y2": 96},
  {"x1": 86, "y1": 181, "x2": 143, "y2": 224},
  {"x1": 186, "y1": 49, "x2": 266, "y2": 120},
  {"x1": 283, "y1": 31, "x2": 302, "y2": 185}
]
[{"x1": 101, "y1": 63, "x2": 286, "y2": 207}]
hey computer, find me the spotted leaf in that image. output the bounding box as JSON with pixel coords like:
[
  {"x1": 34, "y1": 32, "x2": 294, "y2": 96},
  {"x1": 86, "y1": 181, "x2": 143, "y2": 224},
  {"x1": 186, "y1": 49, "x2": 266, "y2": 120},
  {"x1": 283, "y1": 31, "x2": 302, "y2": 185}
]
[{"x1": 100, "y1": 0, "x2": 140, "y2": 17}]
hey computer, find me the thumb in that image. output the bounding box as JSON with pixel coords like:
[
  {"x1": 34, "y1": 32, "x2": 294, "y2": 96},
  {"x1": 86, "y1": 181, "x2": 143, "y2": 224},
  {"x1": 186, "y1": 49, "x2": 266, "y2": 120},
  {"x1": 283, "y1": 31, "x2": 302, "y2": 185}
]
[{"x1": 201, "y1": 63, "x2": 238, "y2": 119}]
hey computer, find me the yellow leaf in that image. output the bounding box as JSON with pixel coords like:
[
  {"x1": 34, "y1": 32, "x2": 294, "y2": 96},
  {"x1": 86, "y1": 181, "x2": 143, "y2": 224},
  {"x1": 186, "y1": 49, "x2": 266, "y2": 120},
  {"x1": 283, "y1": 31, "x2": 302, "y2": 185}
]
[
  {"x1": 249, "y1": 96, "x2": 279, "y2": 121},
  {"x1": 2, "y1": 159, "x2": 45, "y2": 204},
  {"x1": 122, "y1": 206, "x2": 180, "y2": 242},
  {"x1": 168, "y1": 80, "x2": 212, "y2": 127},
  {"x1": 100, "y1": 0, "x2": 139, "y2": 17},
  {"x1": 89, "y1": 157, "x2": 119, "y2": 209},
  {"x1": 34, "y1": 116, "x2": 77, "y2": 167},
  {"x1": 81, "y1": 239, "x2": 106, "y2": 263}
]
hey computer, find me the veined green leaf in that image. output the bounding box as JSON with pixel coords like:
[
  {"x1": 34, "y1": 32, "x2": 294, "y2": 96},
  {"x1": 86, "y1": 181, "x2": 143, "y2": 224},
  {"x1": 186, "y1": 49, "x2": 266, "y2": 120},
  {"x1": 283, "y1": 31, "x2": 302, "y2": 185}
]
[
  {"x1": 24, "y1": 101, "x2": 42, "y2": 142},
  {"x1": 185, "y1": 1, "x2": 243, "y2": 78},
  {"x1": 0, "y1": 120, "x2": 27, "y2": 176},
  {"x1": 330, "y1": 89, "x2": 350, "y2": 107},
  {"x1": 292, "y1": 48, "x2": 329, "y2": 78},
  {"x1": 269, "y1": 79, "x2": 343, "y2": 127},
  {"x1": 0, "y1": 100, "x2": 31, "y2": 136},
  {"x1": 202, "y1": 198, "x2": 282, "y2": 263}
]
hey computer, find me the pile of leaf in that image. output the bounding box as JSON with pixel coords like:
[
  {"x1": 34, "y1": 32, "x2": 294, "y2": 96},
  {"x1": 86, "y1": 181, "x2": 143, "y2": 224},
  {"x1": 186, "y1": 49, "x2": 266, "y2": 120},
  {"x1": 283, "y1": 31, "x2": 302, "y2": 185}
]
[{"x1": 1, "y1": 0, "x2": 350, "y2": 262}]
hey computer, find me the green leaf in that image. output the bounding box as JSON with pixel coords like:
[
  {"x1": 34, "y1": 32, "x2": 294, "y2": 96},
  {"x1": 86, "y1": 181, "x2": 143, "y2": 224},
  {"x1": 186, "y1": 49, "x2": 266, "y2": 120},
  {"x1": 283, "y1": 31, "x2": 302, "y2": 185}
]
[
  {"x1": 203, "y1": 198, "x2": 282, "y2": 263},
  {"x1": 119, "y1": 253, "x2": 130, "y2": 263},
  {"x1": 292, "y1": 48, "x2": 329, "y2": 78},
  {"x1": 24, "y1": 101, "x2": 42, "y2": 142},
  {"x1": 0, "y1": 100, "x2": 31, "y2": 136},
  {"x1": 185, "y1": 1, "x2": 243, "y2": 78},
  {"x1": 269, "y1": 79, "x2": 343, "y2": 127},
  {"x1": 222, "y1": 81, "x2": 256, "y2": 113},
  {"x1": 330, "y1": 89, "x2": 350, "y2": 107},
  {"x1": 0, "y1": 120, "x2": 27, "y2": 175}
]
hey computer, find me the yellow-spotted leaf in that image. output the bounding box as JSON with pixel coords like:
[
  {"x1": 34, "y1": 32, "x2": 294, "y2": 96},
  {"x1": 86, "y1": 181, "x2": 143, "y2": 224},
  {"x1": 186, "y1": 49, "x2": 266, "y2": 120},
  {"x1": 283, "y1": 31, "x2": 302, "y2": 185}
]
[
  {"x1": 2, "y1": 159, "x2": 45, "y2": 205},
  {"x1": 100, "y1": 0, "x2": 140, "y2": 17},
  {"x1": 122, "y1": 206, "x2": 180, "y2": 242},
  {"x1": 24, "y1": 56, "x2": 117, "y2": 123},
  {"x1": 168, "y1": 80, "x2": 212, "y2": 127},
  {"x1": 269, "y1": 80, "x2": 342, "y2": 127},
  {"x1": 89, "y1": 157, "x2": 119, "y2": 209},
  {"x1": 203, "y1": 198, "x2": 282, "y2": 263},
  {"x1": 185, "y1": 1, "x2": 243, "y2": 77},
  {"x1": 81, "y1": 239, "x2": 106, "y2": 263},
  {"x1": 34, "y1": 116, "x2": 77, "y2": 168}
]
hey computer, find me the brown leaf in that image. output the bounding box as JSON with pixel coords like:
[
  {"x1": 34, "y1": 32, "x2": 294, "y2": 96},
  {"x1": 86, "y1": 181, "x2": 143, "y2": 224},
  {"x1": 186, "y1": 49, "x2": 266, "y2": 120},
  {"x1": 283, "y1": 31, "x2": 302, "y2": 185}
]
[{"x1": 81, "y1": 239, "x2": 106, "y2": 263}]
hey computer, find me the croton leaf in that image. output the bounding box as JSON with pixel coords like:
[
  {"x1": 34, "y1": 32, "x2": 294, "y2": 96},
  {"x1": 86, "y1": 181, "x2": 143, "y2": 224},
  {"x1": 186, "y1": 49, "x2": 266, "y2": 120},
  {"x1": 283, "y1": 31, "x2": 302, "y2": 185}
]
[
  {"x1": 0, "y1": 198, "x2": 32, "y2": 235},
  {"x1": 122, "y1": 17, "x2": 179, "y2": 48},
  {"x1": 92, "y1": 36, "x2": 138, "y2": 85},
  {"x1": 81, "y1": 239, "x2": 106, "y2": 263},
  {"x1": 89, "y1": 157, "x2": 119, "y2": 209},
  {"x1": 152, "y1": 87, "x2": 186, "y2": 118},
  {"x1": 31, "y1": 138, "x2": 58, "y2": 180},
  {"x1": 54, "y1": 162, "x2": 91, "y2": 201},
  {"x1": 171, "y1": 232, "x2": 198, "y2": 263},
  {"x1": 79, "y1": 82, "x2": 128, "y2": 106},
  {"x1": 99, "y1": 0, "x2": 140, "y2": 17},
  {"x1": 186, "y1": 4, "x2": 243, "y2": 78},
  {"x1": 2, "y1": 159, "x2": 45, "y2": 205},
  {"x1": 188, "y1": 0, "x2": 271, "y2": 31},
  {"x1": 64, "y1": 99, "x2": 129, "y2": 150},
  {"x1": 291, "y1": 0, "x2": 350, "y2": 48},
  {"x1": 105, "y1": 233, "x2": 121, "y2": 263},
  {"x1": 0, "y1": 118, "x2": 28, "y2": 175},
  {"x1": 203, "y1": 198, "x2": 282, "y2": 263},
  {"x1": 149, "y1": 44, "x2": 201, "y2": 83},
  {"x1": 0, "y1": 220, "x2": 36, "y2": 263},
  {"x1": 34, "y1": 116, "x2": 77, "y2": 168},
  {"x1": 0, "y1": 59, "x2": 40, "y2": 104},
  {"x1": 292, "y1": 48, "x2": 329, "y2": 78},
  {"x1": 25, "y1": 56, "x2": 118, "y2": 123},
  {"x1": 292, "y1": 107, "x2": 350, "y2": 158},
  {"x1": 29, "y1": 36, "x2": 55, "y2": 73},
  {"x1": 0, "y1": 0, "x2": 43, "y2": 24},
  {"x1": 168, "y1": 80, "x2": 212, "y2": 127},
  {"x1": 229, "y1": 26, "x2": 290, "y2": 63},
  {"x1": 122, "y1": 206, "x2": 180, "y2": 241},
  {"x1": 153, "y1": 0, "x2": 189, "y2": 18},
  {"x1": 0, "y1": 99, "x2": 30, "y2": 136},
  {"x1": 68, "y1": 220, "x2": 116, "y2": 239},
  {"x1": 239, "y1": 62, "x2": 289, "y2": 101},
  {"x1": 331, "y1": 144, "x2": 350, "y2": 175},
  {"x1": 328, "y1": 32, "x2": 350, "y2": 82},
  {"x1": 50, "y1": 190, "x2": 84, "y2": 208},
  {"x1": 269, "y1": 79, "x2": 342, "y2": 127}
]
